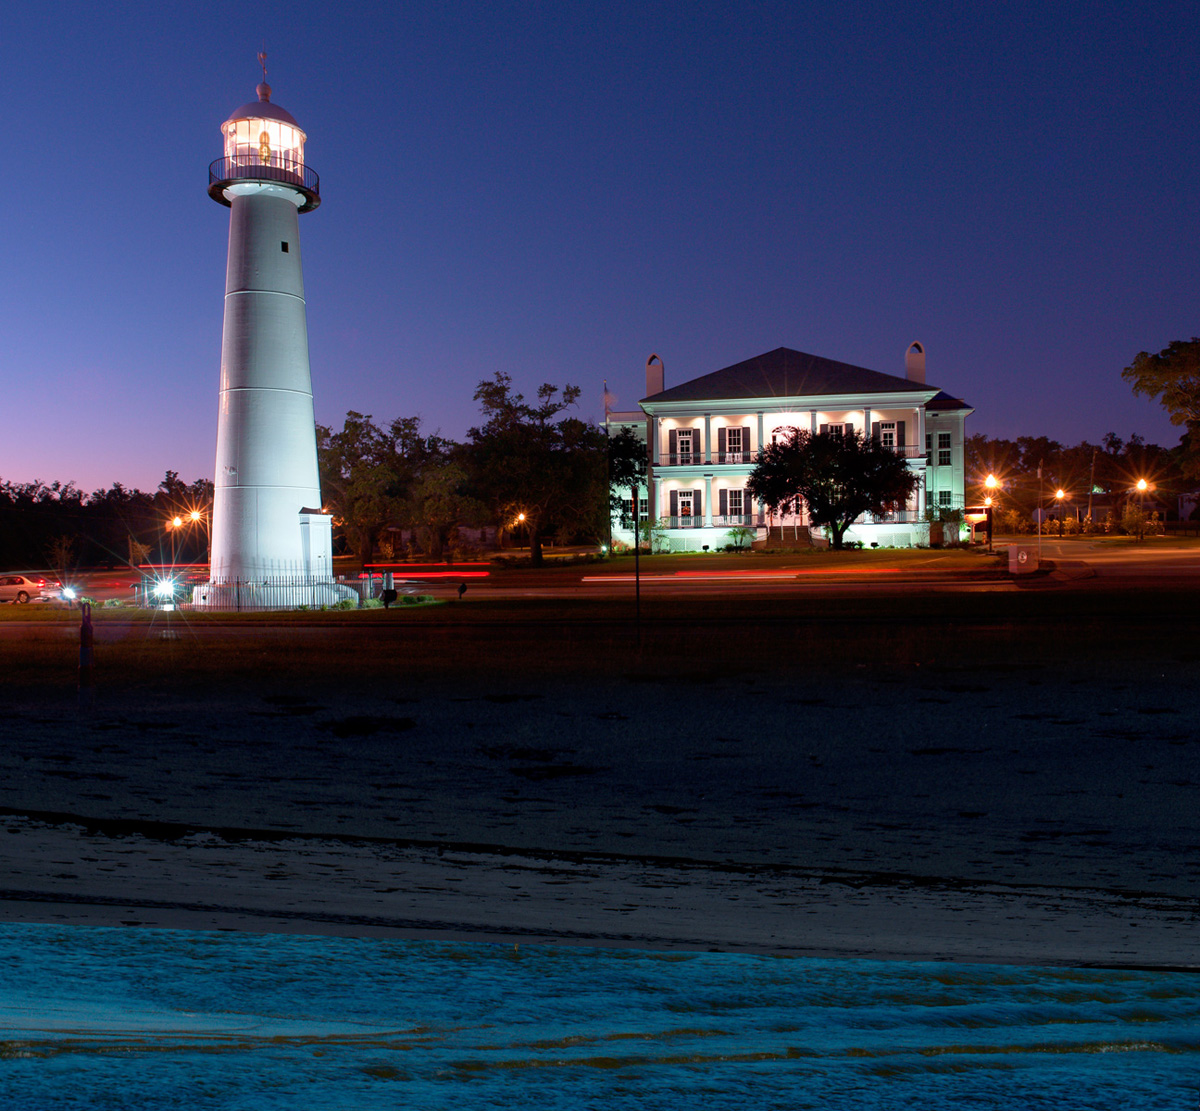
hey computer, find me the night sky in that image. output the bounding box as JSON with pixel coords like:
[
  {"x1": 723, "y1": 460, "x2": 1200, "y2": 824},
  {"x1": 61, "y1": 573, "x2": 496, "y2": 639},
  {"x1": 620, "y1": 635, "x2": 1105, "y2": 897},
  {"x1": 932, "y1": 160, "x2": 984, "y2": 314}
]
[{"x1": 4, "y1": 1, "x2": 1196, "y2": 493}]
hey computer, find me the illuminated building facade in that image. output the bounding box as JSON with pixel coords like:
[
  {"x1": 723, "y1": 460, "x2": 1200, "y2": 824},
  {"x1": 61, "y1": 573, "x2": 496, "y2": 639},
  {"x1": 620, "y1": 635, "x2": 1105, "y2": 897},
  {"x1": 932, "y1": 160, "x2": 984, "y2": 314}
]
[{"x1": 608, "y1": 345, "x2": 972, "y2": 550}]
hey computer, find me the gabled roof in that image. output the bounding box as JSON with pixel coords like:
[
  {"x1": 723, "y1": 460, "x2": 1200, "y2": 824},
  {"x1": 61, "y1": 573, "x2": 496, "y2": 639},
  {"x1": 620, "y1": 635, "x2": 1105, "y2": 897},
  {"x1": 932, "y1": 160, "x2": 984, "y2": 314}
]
[
  {"x1": 926, "y1": 390, "x2": 972, "y2": 412},
  {"x1": 642, "y1": 347, "x2": 936, "y2": 404}
]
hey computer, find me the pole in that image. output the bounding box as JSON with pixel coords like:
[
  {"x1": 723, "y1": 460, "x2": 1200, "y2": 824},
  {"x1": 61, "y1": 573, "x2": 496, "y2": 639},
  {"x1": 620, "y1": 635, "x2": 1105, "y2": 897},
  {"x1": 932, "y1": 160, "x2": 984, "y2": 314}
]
[
  {"x1": 1087, "y1": 447, "x2": 1096, "y2": 528},
  {"x1": 632, "y1": 483, "x2": 641, "y2": 647},
  {"x1": 1037, "y1": 461, "x2": 1043, "y2": 566},
  {"x1": 78, "y1": 601, "x2": 94, "y2": 707}
]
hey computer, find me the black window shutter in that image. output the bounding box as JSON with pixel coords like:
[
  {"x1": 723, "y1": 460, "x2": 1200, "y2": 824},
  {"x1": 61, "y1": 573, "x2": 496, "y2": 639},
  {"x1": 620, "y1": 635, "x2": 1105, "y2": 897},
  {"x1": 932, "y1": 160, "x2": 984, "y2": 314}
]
[
  {"x1": 872, "y1": 421, "x2": 881, "y2": 441},
  {"x1": 819, "y1": 423, "x2": 828, "y2": 434},
  {"x1": 694, "y1": 489, "x2": 702, "y2": 519},
  {"x1": 669, "y1": 489, "x2": 678, "y2": 517},
  {"x1": 717, "y1": 427, "x2": 726, "y2": 457},
  {"x1": 719, "y1": 488, "x2": 727, "y2": 516},
  {"x1": 668, "y1": 429, "x2": 677, "y2": 457},
  {"x1": 898, "y1": 421, "x2": 906, "y2": 448},
  {"x1": 742, "y1": 426, "x2": 751, "y2": 454}
]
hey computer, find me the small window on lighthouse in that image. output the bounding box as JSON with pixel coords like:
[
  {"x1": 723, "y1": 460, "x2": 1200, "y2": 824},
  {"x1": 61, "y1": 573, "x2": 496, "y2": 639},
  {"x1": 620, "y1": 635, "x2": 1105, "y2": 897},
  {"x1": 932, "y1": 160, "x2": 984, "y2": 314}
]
[{"x1": 281, "y1": 242, "x2": 289, "y2": 252}]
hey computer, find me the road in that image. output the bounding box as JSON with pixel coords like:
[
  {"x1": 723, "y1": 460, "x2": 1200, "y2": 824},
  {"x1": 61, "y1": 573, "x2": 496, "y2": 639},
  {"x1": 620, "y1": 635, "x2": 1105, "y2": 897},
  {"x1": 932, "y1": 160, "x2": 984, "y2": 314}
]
[{"x1": 12, "y1": 538, "x2": 1200, "y2": 611}]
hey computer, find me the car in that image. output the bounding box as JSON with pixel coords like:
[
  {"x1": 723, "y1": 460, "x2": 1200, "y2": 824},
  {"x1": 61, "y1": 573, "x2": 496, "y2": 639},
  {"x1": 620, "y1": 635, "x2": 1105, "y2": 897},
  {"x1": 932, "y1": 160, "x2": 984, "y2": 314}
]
[{"x1": 0, "y1": 573, "x2": 59, "y2": 603}]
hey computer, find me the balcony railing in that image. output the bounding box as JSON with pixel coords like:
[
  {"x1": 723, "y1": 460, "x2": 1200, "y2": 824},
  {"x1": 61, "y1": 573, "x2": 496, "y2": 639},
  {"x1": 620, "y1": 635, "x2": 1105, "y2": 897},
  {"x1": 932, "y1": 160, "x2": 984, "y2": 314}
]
[
  {"x1": 208, "y1": 156, "x2": 320, "y2": 211},
  {"x1": 660, "y1": 451, "x2": 760, "y2": 467},
  {"x1": 657, "y1": 445, "x2": 925, "y2": 466},
  {"x1": 661, "y1": 515, "x2": 763, "y2": 529}
]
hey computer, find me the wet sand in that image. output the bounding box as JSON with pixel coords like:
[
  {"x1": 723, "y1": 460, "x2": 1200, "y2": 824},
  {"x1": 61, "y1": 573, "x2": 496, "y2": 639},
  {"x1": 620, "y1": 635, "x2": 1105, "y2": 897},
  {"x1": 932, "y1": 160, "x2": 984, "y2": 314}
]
[{"x1": 2, "y1": 632, "x2": 1197, "y2": 967}]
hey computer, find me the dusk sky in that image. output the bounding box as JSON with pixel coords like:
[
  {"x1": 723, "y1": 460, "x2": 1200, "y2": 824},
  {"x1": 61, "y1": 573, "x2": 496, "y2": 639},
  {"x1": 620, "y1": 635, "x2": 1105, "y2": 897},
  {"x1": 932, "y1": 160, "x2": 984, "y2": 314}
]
[{"x1": 3, "y1": 1, "x2": 1197, "y2": 494}]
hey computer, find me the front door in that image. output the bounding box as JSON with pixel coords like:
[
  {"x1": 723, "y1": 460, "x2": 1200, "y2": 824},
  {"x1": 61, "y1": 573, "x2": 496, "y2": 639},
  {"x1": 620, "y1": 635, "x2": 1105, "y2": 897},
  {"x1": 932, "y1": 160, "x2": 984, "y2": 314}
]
[{"x1": 677, "y1": 490, "x2": 693, "y2": 524}]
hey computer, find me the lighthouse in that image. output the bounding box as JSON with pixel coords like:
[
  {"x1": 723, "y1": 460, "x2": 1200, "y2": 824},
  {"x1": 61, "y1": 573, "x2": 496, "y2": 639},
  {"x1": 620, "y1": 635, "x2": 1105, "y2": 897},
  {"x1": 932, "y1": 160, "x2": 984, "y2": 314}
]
[{"x1": 196, "y1": 61, "x2": 348, "y2": 607}]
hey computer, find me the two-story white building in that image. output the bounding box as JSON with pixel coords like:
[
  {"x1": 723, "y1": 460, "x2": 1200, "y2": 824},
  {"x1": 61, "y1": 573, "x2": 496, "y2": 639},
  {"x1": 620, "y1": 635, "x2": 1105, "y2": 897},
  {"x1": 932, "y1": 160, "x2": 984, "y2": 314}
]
[{"x1": 608, "y1": 344, "x2": 973, "y2": 550}]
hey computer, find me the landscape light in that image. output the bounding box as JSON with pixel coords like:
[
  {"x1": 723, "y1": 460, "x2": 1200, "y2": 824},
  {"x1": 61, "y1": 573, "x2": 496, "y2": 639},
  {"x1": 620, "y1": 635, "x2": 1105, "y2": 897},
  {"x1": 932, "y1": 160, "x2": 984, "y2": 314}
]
[
  {"x1": 984, "y1": 474, "x2": 998, "y2": 490},
  {"x1": 153, "y1": 579, "x2": 175, "y2": 598}
]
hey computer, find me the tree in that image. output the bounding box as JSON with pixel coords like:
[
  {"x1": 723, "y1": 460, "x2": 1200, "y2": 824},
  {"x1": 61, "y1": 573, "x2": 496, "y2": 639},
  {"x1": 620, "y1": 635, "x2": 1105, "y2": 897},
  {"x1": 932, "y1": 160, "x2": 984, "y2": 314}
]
[
  {"x1": 1123, "y1": 339, "x2": 1200, "y2": 428},
  {"x1": 466, "y1": 373, "x2": 608, "y2": 565},
  {"x1": 317, "y1": 412, "x2": 442, "y2": 560},
  {"x1": 1124, "y1": 339, "x2": 1200, "y2": 479},
  {"x1": 747, "y1": 428, "x2": 918, "y2": 550},
  {"x1": 607, "y1": 427, "x2": 647, "y2": 532}
]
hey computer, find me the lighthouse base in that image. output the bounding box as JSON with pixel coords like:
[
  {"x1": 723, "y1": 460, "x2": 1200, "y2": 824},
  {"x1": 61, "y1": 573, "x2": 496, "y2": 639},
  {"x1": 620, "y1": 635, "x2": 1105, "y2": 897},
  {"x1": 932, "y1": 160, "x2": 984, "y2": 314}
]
[{"x1": 191, "y1": 576, "x2": 358, "y2": 611}]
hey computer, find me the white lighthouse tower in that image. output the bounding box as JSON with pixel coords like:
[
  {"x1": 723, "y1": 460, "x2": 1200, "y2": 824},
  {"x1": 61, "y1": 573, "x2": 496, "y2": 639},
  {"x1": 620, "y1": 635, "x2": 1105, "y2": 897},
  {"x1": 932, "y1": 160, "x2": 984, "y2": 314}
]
[{"x1": 196, "y1": 60, "x2": 348, "y2": 608}]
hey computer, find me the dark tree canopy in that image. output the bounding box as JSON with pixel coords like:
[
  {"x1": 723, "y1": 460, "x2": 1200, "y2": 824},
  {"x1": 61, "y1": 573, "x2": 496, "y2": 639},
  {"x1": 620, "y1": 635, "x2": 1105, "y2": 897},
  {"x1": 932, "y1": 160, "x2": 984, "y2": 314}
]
[
  {"x1": 607, "y1": 426, "x2": 647, "y2": 529},
  {"x1": 316, "y1": 412, "x2": 466, "y2": 560},
  {"x1": 1123, "y1": 338, "x2": 1200, "y2": 428},
  {"x1": 466, "y1": 373, "x2": 608, "y2": 564},
  {"x1": 746, "y1": 428, "x2": 918, "y2": 549}
]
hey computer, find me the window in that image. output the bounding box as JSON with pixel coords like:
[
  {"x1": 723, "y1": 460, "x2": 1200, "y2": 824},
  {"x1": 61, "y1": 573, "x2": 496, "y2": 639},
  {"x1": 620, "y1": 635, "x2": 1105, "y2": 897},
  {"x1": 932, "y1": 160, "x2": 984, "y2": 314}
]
[
  {"x1": 726, "y1": 426, "x2": 743, "y2": 462},
  {"x1": 678, "y1": 490, "x2": 693, "y2": 517},
  {"x1": 623, "y1": 497, "x2": 650, "y2": 521},
  {"x1": 939, "y1": 490, "x2": 952, "y2": 508},
  {"x1": 938, "y1": 432, "x2": 952, "y2": 467},
  {"x1": 728, "y1": 489, "x2": 743, "y2": 517},
  {"x1": 880, "y1": 421, "x2": 896, "y2": 450},
  {"x1": 677, "y1": 429, "x2": 693, "y2": 463},
  {"x1": 281, "y1": 241, "x2": 289, "y2": 252}
]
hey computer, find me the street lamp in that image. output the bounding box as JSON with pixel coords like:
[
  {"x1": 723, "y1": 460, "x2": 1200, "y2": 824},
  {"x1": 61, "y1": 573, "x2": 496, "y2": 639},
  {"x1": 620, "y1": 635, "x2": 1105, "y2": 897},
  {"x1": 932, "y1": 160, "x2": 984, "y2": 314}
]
[
  {"x1": 187, "y1": 508, "x2": 211, "y2": 567},
  {"x1": 983, "y1": 473, "x2": 998, "y2": 552},
  {"x1": 167, "y1": 516, "x2": 183, "y2": 566},
  {"x1": 1135, "y1": 478, "x2": 1149, "y2": 541},
  {"x1": 1054, "y1": 489, "x2": 1065, "y2": 537}
]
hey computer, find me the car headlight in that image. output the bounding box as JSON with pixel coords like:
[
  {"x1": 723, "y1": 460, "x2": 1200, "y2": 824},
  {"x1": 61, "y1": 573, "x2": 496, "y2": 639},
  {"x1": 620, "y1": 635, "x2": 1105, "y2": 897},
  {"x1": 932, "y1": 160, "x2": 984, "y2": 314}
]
[{"x1": 62, "y1": 587, "x2": 77, "y2": 600}]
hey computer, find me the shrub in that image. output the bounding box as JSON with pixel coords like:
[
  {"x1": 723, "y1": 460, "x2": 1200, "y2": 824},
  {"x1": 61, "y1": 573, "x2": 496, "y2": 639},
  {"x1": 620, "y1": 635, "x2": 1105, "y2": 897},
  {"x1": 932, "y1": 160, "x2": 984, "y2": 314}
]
[
  {"x1": 362, "y1": 597, "x2": 383, "y2": 609},
  {"x1": 333, "y1": 598, "x2": 357, "y2": 610}
]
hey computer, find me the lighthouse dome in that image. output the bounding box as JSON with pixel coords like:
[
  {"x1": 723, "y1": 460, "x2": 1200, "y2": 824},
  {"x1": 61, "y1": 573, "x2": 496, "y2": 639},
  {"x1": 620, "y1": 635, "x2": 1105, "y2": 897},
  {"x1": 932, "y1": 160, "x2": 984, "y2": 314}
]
[
  {"x1": 221, "y1": 83, "x2": 308, "y2": 177},
  {"x1": 210, "y1": 80, "x2": 319, "y2": 212},
  {"x1": 223, "y1": 83, "x2": 303, "y2": 130}
]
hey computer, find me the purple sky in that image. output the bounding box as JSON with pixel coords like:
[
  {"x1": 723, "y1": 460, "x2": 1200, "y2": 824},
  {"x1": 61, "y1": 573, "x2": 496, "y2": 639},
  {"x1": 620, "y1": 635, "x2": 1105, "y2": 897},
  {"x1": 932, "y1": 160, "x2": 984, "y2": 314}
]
[{"x1": 3, "y1": 1, "x2": 1196, "y2": 494}]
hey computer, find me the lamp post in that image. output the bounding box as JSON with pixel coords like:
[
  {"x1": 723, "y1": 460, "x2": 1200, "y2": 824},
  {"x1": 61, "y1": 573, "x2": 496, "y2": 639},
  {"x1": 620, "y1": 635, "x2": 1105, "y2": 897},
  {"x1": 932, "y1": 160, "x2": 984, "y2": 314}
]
[
  {"x1": 169, "y1": 516, "x2": 183, "y2": 566},
  {"x1": 1055, "y1": 489, "x2": 1065, "y2": 537},
  {"x1": 984, "y1": 473, "x2": 998, "y2": 552},
  {"x1": 189, "y1": 509, "x2": 212, "y2": 568},
  {"x1": 1136, "y1": 478, "x2": 1148, "y2": 541}
]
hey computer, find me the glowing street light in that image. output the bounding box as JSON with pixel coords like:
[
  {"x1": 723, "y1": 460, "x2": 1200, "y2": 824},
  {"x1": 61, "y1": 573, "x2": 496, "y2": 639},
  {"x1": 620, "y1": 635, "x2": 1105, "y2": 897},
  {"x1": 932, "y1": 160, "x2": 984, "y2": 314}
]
[
  {"x1": 982, "y1": 474, "x2": 999, "y2": 551},
  {"x1": 1054, "y1": 489, "x2": 1066, "y2": 536},
  {"x1": 1135, "y1": 478, "x2": 1152, "y2": 541}
]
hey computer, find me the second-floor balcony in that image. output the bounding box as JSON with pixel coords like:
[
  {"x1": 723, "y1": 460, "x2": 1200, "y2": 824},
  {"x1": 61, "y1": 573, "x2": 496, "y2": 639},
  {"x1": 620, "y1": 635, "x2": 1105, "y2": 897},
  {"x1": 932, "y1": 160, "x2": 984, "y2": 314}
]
[
  {"x1": 660, "y1": 451, "x2": 758, "y2": 467},
  {"x1": 656, "y1": 444, "x2": 927, "y2": 467},
  {"x1": 208, "y1": 156, "x2": 321, "y2": 212}
]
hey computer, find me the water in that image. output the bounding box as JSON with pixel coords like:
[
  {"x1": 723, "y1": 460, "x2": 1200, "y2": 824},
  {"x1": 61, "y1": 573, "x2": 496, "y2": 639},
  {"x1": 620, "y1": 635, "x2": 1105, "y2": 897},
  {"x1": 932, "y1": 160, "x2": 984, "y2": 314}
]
[{"x1": 0, "y1": 923, "x2": 1196, "y2": 1109}]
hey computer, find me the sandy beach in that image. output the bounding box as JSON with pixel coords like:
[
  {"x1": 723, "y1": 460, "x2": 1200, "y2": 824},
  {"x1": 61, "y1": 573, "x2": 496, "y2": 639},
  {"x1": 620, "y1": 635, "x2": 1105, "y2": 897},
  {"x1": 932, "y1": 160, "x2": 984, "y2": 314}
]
[{"x1": 2, "y1": 600, "x2": 1197, "y2": 967}]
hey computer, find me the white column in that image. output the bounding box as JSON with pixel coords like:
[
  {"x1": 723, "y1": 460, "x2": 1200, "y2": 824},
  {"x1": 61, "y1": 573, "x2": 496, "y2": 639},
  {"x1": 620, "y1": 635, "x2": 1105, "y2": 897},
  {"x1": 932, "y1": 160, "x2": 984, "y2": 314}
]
[
  {"x1": 704, "y1": 475, "x2": 713, "y2": 526},
  {"x1": 211, "y1": 190, "x2": 321, "y2": 580},
  {"x1": 704, "y1": 414, "x2": 712, "y2": 463}
]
